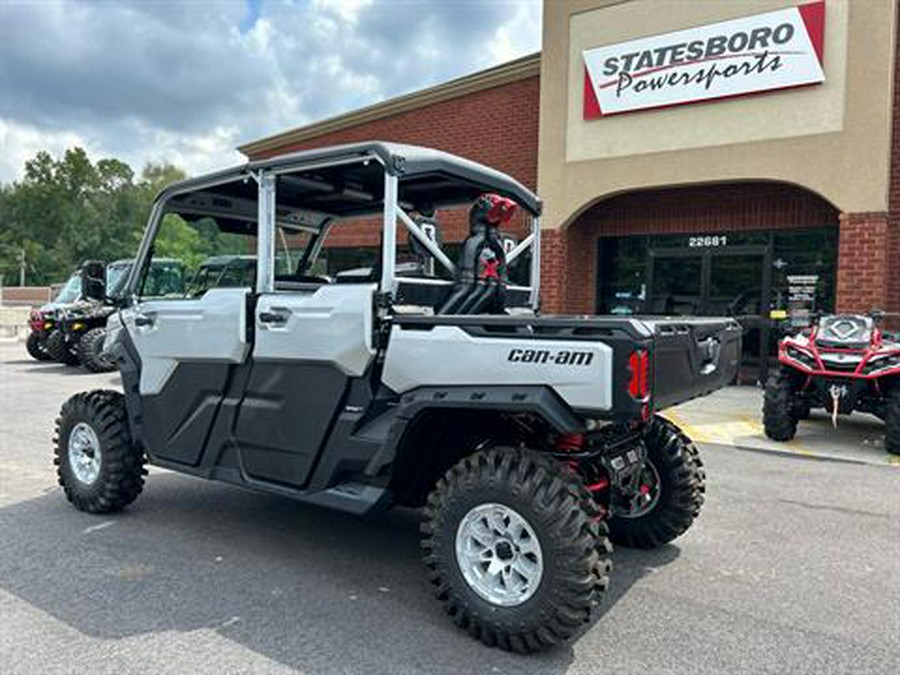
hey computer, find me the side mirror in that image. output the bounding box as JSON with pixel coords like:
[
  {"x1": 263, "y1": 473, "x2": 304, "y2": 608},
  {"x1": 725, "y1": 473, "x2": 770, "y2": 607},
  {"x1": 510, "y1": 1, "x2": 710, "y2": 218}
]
[{"x1": 83, "y1": 275, "x2": 106, "y2": 301}]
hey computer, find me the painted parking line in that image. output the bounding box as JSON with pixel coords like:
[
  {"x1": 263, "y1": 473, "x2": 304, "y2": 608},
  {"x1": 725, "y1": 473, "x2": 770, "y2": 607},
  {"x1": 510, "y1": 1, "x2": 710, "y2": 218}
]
[
  {"x1": 663, "y1": 409, "x2": 762, "y2": 446},
  {"x1": 662, "y1": 409, "x2": 897, "y2": 467}
]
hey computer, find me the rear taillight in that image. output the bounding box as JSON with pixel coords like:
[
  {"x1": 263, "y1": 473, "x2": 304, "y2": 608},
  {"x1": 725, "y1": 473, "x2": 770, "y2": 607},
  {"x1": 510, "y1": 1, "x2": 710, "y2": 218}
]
[{"x1": 628, "y1": 350, "x2": 650, "y2": 400}]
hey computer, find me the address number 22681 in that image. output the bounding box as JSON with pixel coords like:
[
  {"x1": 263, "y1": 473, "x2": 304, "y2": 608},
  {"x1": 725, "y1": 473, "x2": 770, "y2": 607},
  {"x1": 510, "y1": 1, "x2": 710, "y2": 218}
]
[{"x1": 688, "y1": 235, "x2": 727, "y2": 248}]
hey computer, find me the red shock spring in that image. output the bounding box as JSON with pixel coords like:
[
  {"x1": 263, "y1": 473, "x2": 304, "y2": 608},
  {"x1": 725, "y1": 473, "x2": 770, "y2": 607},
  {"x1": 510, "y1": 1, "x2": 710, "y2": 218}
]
[
  {"x1": 555, "y1": 433, "x2": 584, "y2": 453},
  {"x1": 555, "y1": 433, "x2": 610, "y2": 493}
]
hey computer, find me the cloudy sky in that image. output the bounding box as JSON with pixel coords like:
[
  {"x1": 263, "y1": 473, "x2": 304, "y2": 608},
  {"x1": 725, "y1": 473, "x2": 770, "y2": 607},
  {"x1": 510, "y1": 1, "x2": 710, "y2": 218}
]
[{"x1": 0, "y1": 0, "x2": 541, "y2": 184}]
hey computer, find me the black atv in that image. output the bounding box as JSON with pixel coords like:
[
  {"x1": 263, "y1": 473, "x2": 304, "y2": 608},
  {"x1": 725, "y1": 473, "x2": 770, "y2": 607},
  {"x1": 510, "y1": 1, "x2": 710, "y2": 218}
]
[
  {"x1": 31, "y1": 261, "x2": 107, "y2": 366},
  {"x1": 763, "y1": 310, "x2": 900, "y2": 455},
  {"x1": 26, "y1": 272, "x2": 88, "y2": 361}
]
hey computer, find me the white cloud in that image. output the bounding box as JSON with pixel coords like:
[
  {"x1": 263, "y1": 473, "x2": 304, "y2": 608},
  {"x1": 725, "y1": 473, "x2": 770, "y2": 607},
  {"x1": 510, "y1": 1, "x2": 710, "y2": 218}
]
[
  {"x1": 0, "y1": 0, "x2": 541, "y2": 184},
  {"x1": 0, "y1": 119, "x2": 87, "y2": 183},
  {"x1": 312, "y1": 0, "x2": 375, "y2": 24}
]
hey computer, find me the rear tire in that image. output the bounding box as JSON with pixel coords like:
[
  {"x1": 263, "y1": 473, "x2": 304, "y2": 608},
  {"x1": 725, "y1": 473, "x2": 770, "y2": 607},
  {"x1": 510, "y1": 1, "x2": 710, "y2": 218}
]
[
  {"x1": 608, "y1": 416, "x2": 705, "y2": 549},
  {"x1": 422, "y1": 446, "x2": 611, "y2": 653},
  {"x1": 26, "y1": 331, "x2": 52, "y2": 361},
  {"x1": 78, "y1": 328, "x2": 116, "y2": 373},
  {"x1": 54, "y1": 390, "x2": 145, "y2": 513},
  {"x1": 763, "y1": 370, "x2": 799, "y2": 441},
  {"x1": 884, "y1": 387, "x2": 900, "y2": 456}
]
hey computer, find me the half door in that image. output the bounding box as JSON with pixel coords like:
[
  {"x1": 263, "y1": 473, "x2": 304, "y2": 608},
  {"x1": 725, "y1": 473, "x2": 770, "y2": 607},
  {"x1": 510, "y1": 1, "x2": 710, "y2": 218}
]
[{"x1": 234, "y1": 283, "x2": 377, "y2": 489}]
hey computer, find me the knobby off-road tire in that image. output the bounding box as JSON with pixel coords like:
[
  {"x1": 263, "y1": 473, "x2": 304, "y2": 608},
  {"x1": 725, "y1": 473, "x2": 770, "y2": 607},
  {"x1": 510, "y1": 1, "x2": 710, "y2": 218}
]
[
  {"x1": 54, "y1": 390, "x2": 145, "y2": 513},
  {"x1": 884, "y1": 387, "x2": 900, "y2": 456},
  {"x1": 608, "y1": 416, "x2": 705, "y2": 549},
  {"x1": 46, "y1": 329, "x2": 81, "y2": 366},
  {"x1": 422, "y1": 447, "x2": 612, "y2": 653},
  {"x1": 795, "y1": 400, "x2": 812, "y2": 421},
  {"x1": 78, "y1": 327, "x2": 116, "y2": 373},
  {"x1": 26, "y1": 331, "x2": 52, "y2": 361},
  {"x1": 46, "y1": 330, "x2": 66, "y2": 362},
  {"x1": 763, "y1": 369, "x2": 799, "y2": 441}
]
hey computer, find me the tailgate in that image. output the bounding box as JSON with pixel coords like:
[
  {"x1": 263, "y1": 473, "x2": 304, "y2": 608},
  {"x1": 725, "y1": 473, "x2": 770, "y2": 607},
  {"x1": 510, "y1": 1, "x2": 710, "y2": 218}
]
[{"x1": 643, "y1": 317, "x2": 743, "y2": 410}]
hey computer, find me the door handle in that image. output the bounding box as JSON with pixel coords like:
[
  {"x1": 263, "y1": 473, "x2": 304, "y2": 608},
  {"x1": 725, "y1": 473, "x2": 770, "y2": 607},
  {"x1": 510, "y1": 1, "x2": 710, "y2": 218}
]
[
  {"x1": 134, "y1": 313, "x2": 156, "y2": 327},
  {"x1": 259, "y1": 310, "x2": 288, "y2": 325}
]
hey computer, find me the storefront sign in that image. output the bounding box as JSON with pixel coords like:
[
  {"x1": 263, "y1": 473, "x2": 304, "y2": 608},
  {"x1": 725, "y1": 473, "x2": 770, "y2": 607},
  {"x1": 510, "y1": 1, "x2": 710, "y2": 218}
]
[
  {"x1": 583, "y1": 1, "x2": 825, "y2": 118},
  {"x1": 786, "y1": 273, "x2": 819, "y2": 326},
  {"x1": 787, "y1": 274, "x2": 819, "y2": 304}
]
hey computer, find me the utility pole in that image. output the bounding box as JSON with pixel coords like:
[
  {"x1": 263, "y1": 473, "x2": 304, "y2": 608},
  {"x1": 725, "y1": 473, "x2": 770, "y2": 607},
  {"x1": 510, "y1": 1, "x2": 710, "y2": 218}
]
[{"x1": 19, "y1": 248, "x2": 26, "y2": 287}]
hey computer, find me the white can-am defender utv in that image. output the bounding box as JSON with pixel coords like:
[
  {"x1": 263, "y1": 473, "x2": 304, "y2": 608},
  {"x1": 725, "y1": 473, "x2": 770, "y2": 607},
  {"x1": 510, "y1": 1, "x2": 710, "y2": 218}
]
[{"x1": 55, "y1": 143, "x2": 740, "y2": 653}]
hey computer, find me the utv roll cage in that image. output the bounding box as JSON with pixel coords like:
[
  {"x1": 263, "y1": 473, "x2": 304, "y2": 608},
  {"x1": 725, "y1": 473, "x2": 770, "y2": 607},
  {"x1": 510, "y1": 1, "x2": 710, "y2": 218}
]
[{"x1": 125, "y1": 142, "x2": 543, "y2": 310}]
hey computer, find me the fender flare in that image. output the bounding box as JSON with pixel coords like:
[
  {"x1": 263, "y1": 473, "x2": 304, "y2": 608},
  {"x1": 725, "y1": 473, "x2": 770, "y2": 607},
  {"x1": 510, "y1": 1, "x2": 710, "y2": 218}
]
[{"x1": 365, "y1": 385, "x2": 583, "y2": 476}]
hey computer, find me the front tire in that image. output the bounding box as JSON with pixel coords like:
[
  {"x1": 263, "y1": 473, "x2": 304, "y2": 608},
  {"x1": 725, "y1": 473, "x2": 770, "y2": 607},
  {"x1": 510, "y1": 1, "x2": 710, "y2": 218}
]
[
  {"x1": 608, "y1": 416, "x2": 705, "y2": 549},
  {"x1": 763, "y1": 369, "x2": 799, "y2": 441},
  {"x1": 26, "y1": 331, "x2": 52, "y2": 361},
  {"x1": 46, "y1": 330, "x2": 65, "y2": 362},
  {"x1": 422, "y1": 447, "x2": 611, "y2": 653},
  {"x1": 78, "y1": 328, "x2": 116, "y2": 373},
  {"x1": 47, "y1": 330, "x2": 81, "y2": 366},
  {"x1": 884, "y1": 387, "x2": 900, "y2": 456},
  {"x1": 54, "y1": 390, "x2": 145, "y2": 513}
]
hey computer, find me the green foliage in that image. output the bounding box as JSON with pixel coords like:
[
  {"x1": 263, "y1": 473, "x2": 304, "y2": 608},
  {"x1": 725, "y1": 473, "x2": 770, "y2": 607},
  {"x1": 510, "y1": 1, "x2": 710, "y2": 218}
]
[{"x1": 0, "y1": 147, "x2": 191, "y2": 286}]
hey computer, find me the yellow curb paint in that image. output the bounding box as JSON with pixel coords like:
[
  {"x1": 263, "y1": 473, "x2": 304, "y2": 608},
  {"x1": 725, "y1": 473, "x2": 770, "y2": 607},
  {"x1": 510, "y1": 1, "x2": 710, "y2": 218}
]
[{"x1": 737, "y1": 413, "x2": 814, "y2": 456}]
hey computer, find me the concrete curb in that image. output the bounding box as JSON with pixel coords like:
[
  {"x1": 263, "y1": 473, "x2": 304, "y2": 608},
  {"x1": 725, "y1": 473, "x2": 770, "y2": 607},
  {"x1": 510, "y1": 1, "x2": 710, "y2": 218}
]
[
  {"x1": 704, "y1": 438, "x2": 895, "y2": 468},
  {"x1": 664, "y1": 390, "x2": 900, "y2": 469}
]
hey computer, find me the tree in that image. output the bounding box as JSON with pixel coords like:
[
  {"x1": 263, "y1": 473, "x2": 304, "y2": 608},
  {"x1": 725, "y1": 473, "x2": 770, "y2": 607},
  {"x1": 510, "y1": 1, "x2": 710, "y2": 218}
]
[
  {"x1": 0, "y1": 149, "x2": 249, "y2": 287},
  {"x1": 0, "y1": 149, "x2": 187, "y2": 285}
]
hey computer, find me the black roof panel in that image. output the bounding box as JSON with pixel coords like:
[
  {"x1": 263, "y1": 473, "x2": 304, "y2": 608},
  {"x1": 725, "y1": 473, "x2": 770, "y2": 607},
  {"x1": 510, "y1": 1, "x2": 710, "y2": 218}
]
[{"x1": 157, "y1": 142, "x2": 541, "y2": 216}]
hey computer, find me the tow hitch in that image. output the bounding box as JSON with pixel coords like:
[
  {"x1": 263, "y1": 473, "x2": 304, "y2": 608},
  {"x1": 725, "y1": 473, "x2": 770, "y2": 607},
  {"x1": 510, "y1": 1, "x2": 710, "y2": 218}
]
[{"x1": 830, "y1": 384, "x2": 848, "y2": 428}]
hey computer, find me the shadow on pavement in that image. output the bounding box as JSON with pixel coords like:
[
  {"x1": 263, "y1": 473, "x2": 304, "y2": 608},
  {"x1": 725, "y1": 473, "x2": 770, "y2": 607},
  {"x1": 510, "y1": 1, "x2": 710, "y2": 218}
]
[{"x1": 0, "y1": 473, "x2": 676, "y2": 673}]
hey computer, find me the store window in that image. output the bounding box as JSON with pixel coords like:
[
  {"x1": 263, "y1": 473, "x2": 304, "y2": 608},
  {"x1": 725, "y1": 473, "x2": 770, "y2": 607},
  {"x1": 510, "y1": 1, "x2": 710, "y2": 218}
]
[
  {"x1": 596, "y1": 227, "x2": 838, "y2": 318},
  {"x1": 597, "y1": 237, "x2": 648, "y2": 315},
  {"x1": 771, "y1": 229, "x2": 837, "y2": 319}
]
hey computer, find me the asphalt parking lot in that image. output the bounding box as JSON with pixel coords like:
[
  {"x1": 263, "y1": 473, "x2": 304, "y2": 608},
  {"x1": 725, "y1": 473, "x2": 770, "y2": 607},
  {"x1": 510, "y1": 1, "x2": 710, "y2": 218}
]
[{"x1": 1, "y1": 340, "x2": 899, "y2": 674}]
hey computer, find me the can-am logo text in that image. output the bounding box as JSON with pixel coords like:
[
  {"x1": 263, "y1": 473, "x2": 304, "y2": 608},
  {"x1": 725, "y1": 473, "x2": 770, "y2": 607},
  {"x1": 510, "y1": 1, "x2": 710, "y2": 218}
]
[
  {"x1": 507, "y1": 348, "x2": 594, "y2": 366},
  {"x1": 583, "y1": 1, "x2": 825, "y2": 117}
]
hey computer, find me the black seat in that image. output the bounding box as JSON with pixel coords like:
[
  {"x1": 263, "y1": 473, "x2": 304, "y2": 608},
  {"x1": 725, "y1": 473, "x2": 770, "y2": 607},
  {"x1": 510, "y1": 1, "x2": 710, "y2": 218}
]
[{"x1": 438, "y1": 201, "x2": 511, "y2": 314}]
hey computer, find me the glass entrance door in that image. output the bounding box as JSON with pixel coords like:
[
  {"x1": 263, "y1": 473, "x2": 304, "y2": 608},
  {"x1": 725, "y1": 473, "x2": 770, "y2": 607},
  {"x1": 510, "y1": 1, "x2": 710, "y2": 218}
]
[
  {"x1": 707, "y1": 249, "x2": 769, "y2": 384},
  {"x1": 647, "y1": 245, "x2": 770, "y2": 384},
  {"x1": 646, "y1": 251, "x2": 703, "y2": 315}
]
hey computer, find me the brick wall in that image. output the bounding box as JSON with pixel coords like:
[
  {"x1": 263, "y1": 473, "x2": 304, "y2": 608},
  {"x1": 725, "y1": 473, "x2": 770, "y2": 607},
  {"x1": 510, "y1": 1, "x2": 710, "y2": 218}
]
[
  {"x1": 253, "y1": 76, "x2": 540, "y2": 249},
  {"x1": 835, "y1": 212, "x2": 890, "y2": 313},
  {"x1": 888, "y1": 12, "x2": 900, "y2": 316},
  {"x1": 0, "y1": 286, "x2": 52, "y2": 306}
]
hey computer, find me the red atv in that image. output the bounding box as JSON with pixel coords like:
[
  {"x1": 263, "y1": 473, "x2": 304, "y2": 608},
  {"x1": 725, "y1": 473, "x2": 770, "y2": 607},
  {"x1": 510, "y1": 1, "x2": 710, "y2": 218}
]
[{"x1": 763, "y1": 311, "x2": 900, "y2": 455}]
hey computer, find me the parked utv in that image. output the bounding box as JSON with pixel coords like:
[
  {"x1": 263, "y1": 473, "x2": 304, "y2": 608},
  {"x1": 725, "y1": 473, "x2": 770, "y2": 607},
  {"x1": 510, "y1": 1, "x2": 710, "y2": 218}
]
[
  {"x1": 27, "y1": 261, "x2": 106, "y2": 361},
  {"x1": 54, "y1": 143, "x2": 740, "y2": 652},
  {"x1": 764, "y1": 311, "x2": 900, "y2": 454},
  {"x1": 57, "y1": 258, "x2": 185, "y2": 372},
  {"x1": 32, "y1": 261, "x2": 108, "y2": 365},
  {"x1": 184, "y1": 254, "x2": 256, "y2": 297}
]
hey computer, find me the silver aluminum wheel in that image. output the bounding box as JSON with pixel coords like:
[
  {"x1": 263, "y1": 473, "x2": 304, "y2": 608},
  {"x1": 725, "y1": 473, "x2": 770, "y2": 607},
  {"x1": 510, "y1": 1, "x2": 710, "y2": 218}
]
[
  {"x1": 68, "y1": 422, "x2": 102, "y2": 485},
  {"x1": 454, "y1": 503, "x2": 543, "y2": 607}
]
